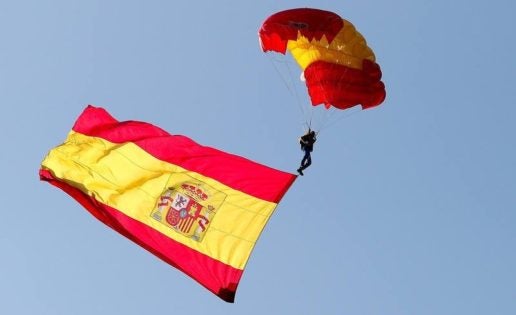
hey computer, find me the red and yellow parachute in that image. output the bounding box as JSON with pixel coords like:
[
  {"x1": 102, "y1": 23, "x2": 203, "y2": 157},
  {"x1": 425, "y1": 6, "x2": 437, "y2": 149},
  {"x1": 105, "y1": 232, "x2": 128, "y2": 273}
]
[{"x1": 259, "y1": 8, "x2": 386, "y2": 110}]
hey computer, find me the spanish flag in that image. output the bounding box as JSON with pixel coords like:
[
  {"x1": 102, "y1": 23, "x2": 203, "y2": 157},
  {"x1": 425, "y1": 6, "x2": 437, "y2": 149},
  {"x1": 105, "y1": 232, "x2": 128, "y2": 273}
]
[{"x1": 39, "y1": 105, "x2": 296, "y2": 302}]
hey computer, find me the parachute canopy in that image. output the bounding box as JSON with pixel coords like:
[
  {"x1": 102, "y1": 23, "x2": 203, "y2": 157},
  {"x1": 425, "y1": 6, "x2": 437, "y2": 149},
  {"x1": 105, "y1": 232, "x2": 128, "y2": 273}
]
[
  {"x1": 40, "y1": 105, "x2": 296, "y2": 302},
  {"x1": 259, "y1": 8, "x2": 386, "y2": 110}
]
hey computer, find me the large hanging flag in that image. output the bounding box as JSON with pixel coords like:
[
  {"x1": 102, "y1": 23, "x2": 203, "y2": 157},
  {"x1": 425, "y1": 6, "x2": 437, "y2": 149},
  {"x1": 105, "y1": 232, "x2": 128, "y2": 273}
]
[{"x1": 39, "y1": 105, "x2": 296, "y2": 302}]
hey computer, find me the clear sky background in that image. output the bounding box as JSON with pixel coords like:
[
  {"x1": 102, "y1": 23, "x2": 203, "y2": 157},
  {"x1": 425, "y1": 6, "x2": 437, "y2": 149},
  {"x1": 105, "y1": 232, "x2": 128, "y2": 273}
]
[{"x1": 1, "y1": 1, "x2": 515, "y2": 314}]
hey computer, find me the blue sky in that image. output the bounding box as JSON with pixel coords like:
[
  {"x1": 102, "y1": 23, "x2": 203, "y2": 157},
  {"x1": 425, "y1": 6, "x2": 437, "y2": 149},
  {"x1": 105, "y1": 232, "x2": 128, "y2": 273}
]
[{"x1": 1, "y1": 1, "x2": 515, "y2": 314}]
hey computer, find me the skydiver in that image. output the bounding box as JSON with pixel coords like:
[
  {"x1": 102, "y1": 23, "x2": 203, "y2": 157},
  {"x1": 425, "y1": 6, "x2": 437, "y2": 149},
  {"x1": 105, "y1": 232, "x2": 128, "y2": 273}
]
[{"x1": 297, "y1": 129, "x2": 317, "y2": 176}]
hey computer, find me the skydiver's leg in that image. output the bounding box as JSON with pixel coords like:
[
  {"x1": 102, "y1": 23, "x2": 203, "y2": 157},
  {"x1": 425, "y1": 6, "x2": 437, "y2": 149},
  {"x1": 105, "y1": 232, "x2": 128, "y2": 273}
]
[
  {"x1": 298, "y1": 150, "x2": 309, "y2": 175},
  {"x1": 299, "y1": 151, "x2": 311, "y2": 171},
  {"x1": 304, "y1": 153, "x2": 312, "y2": 169}
]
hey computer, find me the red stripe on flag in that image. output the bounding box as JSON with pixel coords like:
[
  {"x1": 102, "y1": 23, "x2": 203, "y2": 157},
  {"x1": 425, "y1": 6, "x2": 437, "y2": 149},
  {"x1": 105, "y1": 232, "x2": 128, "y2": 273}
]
[
  {"x1": 39, "y1": 168, "x2": 242, "y2": 303},
  {"x1": 71, "y1": 106, "x2": 296, "y2": 203}
]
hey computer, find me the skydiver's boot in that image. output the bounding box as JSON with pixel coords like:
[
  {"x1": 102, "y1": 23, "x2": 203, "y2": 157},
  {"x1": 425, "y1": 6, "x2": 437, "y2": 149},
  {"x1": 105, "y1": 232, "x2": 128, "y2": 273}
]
[{"x1": 297, "y1": 168, "x2": 304, "y2": 176}]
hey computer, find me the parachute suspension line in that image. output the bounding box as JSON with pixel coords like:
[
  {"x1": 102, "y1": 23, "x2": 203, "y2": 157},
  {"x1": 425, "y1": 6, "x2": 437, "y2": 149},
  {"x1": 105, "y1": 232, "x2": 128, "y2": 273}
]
[
  {"x1": 308, "y1": 105, "x2": 334, "y2": 134},
  {"x1": 284, "y1": 56, "x2": 313, "y2": 127},
  {"x1": 306, "y1": 116, "x2": 313, "y2": 134},
  {"x1": 266, "y1": 54, "x2": 296, "y2": 97},
  {"x1": 266, "y1": 54, "x2": 308, "y2": 127},
  {"x1": 306, "y1": 70, "x2": 339, "y2": 133},
  {"x1": 317, "y1": 106, "x2": 362, "y2": 134},
  {"x1": 308, "y1": 63, "x2": 363, "y2": 135},
  {"x1": 309, "y1": 105, "x2": 324, "y2": 132}
]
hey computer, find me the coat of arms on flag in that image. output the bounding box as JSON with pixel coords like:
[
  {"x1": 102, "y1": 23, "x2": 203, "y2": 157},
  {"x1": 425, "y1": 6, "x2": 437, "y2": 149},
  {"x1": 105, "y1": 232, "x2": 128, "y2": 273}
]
[{"x1": 150, "y1": 181, "x2": 224, "y2": 242}]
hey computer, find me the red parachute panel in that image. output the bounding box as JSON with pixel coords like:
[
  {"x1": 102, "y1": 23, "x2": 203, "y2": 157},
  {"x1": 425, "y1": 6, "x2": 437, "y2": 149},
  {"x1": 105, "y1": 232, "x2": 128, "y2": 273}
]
[
  {"x1": 259, "y1": 8, "x2": 344, "y2": 53},
  {"x1": 304, "y1": 60, "x2": 386, "y2": 110}
]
